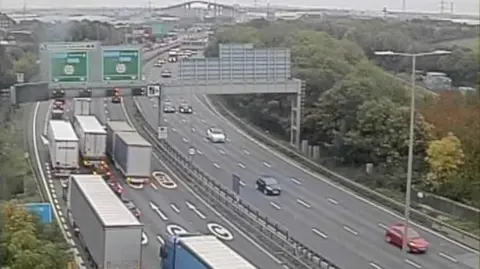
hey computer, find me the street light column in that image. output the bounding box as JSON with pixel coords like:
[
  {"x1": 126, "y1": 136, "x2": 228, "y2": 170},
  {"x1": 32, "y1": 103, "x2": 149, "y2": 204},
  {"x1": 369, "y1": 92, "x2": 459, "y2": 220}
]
[{"x1": 403, "y1": 54, "x2": 416, "y2": 252}]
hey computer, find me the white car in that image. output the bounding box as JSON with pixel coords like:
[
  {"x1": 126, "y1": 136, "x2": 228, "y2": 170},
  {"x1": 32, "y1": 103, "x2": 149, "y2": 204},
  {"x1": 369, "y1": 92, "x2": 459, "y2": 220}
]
[{"x1": 207, "y1": 127, "x2": 226, "y2": 143}]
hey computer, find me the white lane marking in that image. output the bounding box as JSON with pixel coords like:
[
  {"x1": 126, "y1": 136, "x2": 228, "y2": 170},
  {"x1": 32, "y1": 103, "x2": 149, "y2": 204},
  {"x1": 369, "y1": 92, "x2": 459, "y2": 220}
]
[
  {"x1": 239, "y1": 180, "x2": 246, "y2": 187},
  {"x1": 263, "y1": 162, "x2": 271, "y2": 168},
  {"x1": 328, "y1": 198, "x2": 338, "y2": 205},
  {"x1": 238, "y1": 163, "x2": 246, "y2": 169},
  {"x1": 196, "y1": 149, "x2": 203, "y2": 155},
  {"x1": 171, "y1": 127, "x2": 177, "y2": 132},
  {"x1": 296, "y1": 199, "x2": 311, "y2": 208},
  {"x1": 369, "y1": 262, "x2": 383, "y2": 269},
  {"x1": 191, "y1": 127, "x2": 196, "y2": 132},
  {"x1": 201, "y1": 119, "x2": 206, "y2": 123},
  {"x1": 207, "y1": 223, "x2": 234, "y2": 241},
  {"x1": 170, "y1": 204, "x2": 180, "y2": 213},
  {"x1": 404, "y1": 259, "x2": 421, "y2": 269},
  {"x1": 290, "y1": 178, "x2": 301, "y2": 185},
  {"x1": 243, "y1": 149, "x2": 250, "y2": 155},
  {"x1": 43, "y1": 101, "x2": 52, "y2": 135},
  {"x1": 438, "y1": 252, "x2": 457, "y2": 263},
  {"x1": 34, "y1": 102, "x2": 81, "y2": 262},
  {"x1": 156, "y1": 235, "x2": 165, "y2": 245},
  {"x1": 181, "y1": 118, "x2": 186, "y2": 123},
  {"x1": 343, "y1": 226, "x2": 359, "y2": 236},
  {"x1": 182, "y1": 137, "x2": 188, "y2": 143},
  {"x1": 312, "y1": 228, "x2": 328, "y2": 239},
  {"x1": 218, "y1": 149, "x2": 226, "y2": 155},
  {"x1": 128, "y1": 65, "x2": 282, "y2": 265},
  {"x1": 150, "y1": 182, "x2": 158, "y2": 190},
  {"x1": 149, "y1": 202, "x2": 168, "y2": 221},
  {"x1": 163, "y1": 118, "x2": 168, "y2": 122},
  {"x1": 213, "y1": 163, "x2": 220, "y2": 169},
  {"x1": 377, "y1": 223, "x2": 388, "y2": 229},
  {"x1": 199, "y1": 95, "x2": 480, "y2": 254},
  {"x1": 270, "y1": 202, "x2": 281, "y2": 210},
  {"x1": 186, "y1": 201, "x2": 207, "y2": 220}
]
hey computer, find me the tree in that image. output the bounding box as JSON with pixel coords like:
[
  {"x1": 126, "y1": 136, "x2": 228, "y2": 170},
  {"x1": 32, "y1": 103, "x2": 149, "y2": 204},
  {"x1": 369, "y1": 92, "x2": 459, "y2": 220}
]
[
  {"x1": 66, "y1": 20, "x2": 124, "y2": 44},
  {"x1": 425, "y1": 133, "x2": 465, "y2": 189},
  {"x1": 0, "y1": 202, "x2": 71, "y2": 269}
]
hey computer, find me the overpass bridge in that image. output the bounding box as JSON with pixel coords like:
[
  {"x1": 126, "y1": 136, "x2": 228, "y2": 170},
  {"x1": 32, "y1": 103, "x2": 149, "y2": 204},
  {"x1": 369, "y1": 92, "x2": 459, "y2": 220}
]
[
  {"x1": 157, "y1": 1, "x2": 244, "y2": 19},
  {"x1": 156, "y1": 1, "x2": 479, "y2": 22}
]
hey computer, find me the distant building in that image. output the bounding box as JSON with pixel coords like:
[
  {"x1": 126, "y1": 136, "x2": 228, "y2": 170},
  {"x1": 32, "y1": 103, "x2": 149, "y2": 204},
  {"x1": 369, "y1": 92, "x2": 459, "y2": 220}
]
[
  {"x1": 0, "y1": 13, "x2": 16, "y2": 29},
  {"x1": 424, "y1": 72, "x2": 452, "y2": 91}
]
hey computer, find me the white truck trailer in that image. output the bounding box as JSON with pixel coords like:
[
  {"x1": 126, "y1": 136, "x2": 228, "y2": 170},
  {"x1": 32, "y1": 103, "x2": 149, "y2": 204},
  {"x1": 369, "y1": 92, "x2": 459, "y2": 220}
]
[
  {"x1": 114, "y1": 131, "x2": 152, "y2": 185},
  {"x1": 67, "y1": 174, "x2": 143, "y2": 269},
  {"x1": 47, "y1": 120, "x2": 79, "y2": 176},
  {"x1": 105, "y1": 121, "x2": 135, "y2": 159},
  {"x1": 72, "y1": 98, "x2": 91, "y2": 116},
  {"x1": 72, "y1": 115, "x2": 107, "y2": 163}
]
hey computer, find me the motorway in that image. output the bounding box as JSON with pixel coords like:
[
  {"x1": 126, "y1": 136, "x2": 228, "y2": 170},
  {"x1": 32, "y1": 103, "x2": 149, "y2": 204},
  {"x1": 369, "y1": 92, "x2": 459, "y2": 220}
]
[
  {"x1": 130, "y1": 53, "x2": 480, "y2": 269},
  {"x1": 28, "y1": 49, "x2": 284, "y2": 268}
]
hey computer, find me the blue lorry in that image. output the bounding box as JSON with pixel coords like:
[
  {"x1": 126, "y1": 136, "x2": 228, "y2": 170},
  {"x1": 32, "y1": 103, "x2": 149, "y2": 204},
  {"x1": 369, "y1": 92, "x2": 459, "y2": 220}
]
[{"x1": 159, "y1": 233, "x2": 257, "y2": 269}]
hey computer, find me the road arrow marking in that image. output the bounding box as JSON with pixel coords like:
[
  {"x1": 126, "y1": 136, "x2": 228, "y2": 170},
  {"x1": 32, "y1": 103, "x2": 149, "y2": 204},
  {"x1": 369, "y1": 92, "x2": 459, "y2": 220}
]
[
  {"x1": 149, "y1": 202, "x2": 168, "y2": 221},
  {"x1": 156, "y1": 235, "x2": 165, "y2": 245},
  {"x1": 41, "y1": 135, "x2": 49, "y2": 145},
  {"x1": 185, "y1": 201, "x2": 206, "y2": 220}
]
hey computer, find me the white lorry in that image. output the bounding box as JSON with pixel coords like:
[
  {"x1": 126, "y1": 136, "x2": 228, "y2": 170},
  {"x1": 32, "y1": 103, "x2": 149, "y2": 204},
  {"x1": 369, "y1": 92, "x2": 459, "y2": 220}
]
[
  {"x1": 113, "y1": 131, "x2": 152, "y2": 187},
  {"x1": 67, "y1": 174, "x2": 143, "y2": 269},
  {"x1": 72, "y1": 98, "x2": 91, "y2": 116},
  {"x1": 47, "y1": 120, "x2": 79, "y2": 176},
  {"x1": 72, "y1": 115, "x2": 107, "y2": 165}
]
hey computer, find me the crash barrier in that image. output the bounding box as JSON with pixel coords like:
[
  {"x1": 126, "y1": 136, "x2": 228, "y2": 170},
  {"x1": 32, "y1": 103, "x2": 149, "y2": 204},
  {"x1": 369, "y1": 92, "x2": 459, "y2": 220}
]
[
  {"x1": 209, "y1": 96, "x2": 480, "y2": 251},
  {"x1": 127, "y1": 98, "x2": 340, "y2": 269}
]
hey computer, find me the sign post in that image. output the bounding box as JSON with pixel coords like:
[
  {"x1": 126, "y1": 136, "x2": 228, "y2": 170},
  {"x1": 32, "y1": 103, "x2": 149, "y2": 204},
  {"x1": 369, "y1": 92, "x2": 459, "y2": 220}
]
[
  {"x1": 102, "y1": 49, "x2": 140, "y2": 81},
  {"x1": 50, "y1": 52, "x2": 88, "y2": 82}
]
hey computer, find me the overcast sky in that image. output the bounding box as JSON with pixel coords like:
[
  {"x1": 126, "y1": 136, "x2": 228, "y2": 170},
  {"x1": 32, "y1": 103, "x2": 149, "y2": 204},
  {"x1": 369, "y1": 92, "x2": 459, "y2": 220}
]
[{"x1": 1, "y1": 0, "x2": 478, "y2": 15}]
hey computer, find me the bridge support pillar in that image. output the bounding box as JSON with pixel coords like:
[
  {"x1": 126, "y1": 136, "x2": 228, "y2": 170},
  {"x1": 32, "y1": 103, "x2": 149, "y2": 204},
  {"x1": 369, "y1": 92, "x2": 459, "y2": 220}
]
[{"x1": 290, "y1": 80, "x2": 305, "y2": 149}]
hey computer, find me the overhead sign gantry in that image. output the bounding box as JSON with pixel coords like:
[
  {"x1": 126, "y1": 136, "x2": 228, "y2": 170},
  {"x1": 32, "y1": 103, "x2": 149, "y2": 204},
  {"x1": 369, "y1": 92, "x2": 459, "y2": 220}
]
[{"x1": 10, "y1": 42, "x2": 152, "y2": 104}]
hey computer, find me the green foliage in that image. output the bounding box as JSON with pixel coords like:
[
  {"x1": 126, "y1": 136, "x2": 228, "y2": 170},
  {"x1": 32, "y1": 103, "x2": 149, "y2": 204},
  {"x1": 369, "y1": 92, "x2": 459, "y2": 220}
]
[
  {"x1": 0, "y1": 202, "x2": 71, "y2": 269},
  {"x1": 0, "y1": 128, "x2": 32, "y2": 201},
  {"x1": 66, "y1": 20, "x2": 125, "y2": 44},
  {"x1": 209, "y1": 19, "x2": 478, "y2": 204}
]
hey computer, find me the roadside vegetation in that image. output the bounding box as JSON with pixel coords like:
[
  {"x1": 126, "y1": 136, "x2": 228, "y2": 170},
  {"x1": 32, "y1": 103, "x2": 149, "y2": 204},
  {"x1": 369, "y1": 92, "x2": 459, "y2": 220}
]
[
  {"x1": 206, "y1": 18, "x2": 480, "y2": 232},
  {"x1": 0, "y1": 19, "x2": 118, "y2": 268}
]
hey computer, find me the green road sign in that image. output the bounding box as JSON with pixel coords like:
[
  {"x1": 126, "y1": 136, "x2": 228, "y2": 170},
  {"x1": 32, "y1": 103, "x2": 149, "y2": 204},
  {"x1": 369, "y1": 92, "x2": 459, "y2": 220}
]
[
  {"x1": 51, "y1": 52, "x2": 88, "y2": 82},
  {"x1": 103, "y1": 50, "x2": 140, "y2": 81}
]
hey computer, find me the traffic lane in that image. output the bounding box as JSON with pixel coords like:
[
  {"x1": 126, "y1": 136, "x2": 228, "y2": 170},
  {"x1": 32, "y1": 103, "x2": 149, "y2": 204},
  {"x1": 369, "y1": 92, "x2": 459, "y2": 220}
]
[
  {"x1": 32, "y1": 101, "x2": 162, "y2": 269},
  {"x1": 189, "y1": 96, "x2": 475, "y2": 258},
  {"x1": 129, "y1": 97, "x2": 373, "y2": 268},
  {"x1": 161, "y1": 100, "x2": 467, "y2": 269},
  {"x1": 169, "y1": 133, "x2": 465, "y2": 269},
  {"x1": 106, "y1": 99, "x2": 127, "y2": 121},
  {"x1": 36, "y1": 102, "x2": 163, "y2": 268},
  {"x1": 116, "y1": 97, "x2": 284, "y2": 268},
  {"x1": 124, "y1": 98, "x2": 285, "y2": 269},
  {"x1": 149, "y1": 168, "x2": 284, "y2": 269}
]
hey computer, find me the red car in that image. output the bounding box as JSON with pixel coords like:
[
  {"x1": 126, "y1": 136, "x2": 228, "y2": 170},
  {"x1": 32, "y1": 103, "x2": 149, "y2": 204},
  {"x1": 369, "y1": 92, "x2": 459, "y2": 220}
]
[
  {"x1": 385, "y1": 223, "x2": 429, "y2": 253},
  {"x1": 107, "y1": 180, "x2": 124, "y2": 197}
]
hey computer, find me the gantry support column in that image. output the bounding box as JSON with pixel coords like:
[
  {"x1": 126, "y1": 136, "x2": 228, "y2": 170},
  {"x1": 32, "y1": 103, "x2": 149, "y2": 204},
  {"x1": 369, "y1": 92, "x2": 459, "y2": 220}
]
[{"x1": 290, "y1": 80, "x2": 305, "y2": 149}]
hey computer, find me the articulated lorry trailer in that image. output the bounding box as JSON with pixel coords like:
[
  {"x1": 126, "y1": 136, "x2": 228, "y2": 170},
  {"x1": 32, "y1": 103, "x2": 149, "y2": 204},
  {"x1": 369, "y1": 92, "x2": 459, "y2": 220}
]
[
  {"x1": 47, "y1": 120, "x2": 79, "y2": 176},
  {"x1": 160, "y1": 234, "x2": 257, "y2": 269},
  {"x1": 113, "y1": 131, "x2": 152, "y2": 186},
  {"x1": 105, "y1": 121, "x2": 135, "y2": 159},
  {"x1": 72, "y1": 98, "x2": 92, "y2": 116},
  {"x1": 67, "y1": 174, "x2": 143, "y2": 269},
  {"x1": 72, "y1": 115, "x2": 107, "y2": 166}
]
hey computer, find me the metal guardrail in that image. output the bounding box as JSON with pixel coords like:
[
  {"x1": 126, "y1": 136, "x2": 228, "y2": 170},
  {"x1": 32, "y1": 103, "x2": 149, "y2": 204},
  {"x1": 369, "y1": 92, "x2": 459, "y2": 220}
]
[
  {"x1": 209, "y1": 97, "x2": 480, "y2": 251},
  {"x1": 126, "y1": 98, "x2": 341, "y2": 269}
]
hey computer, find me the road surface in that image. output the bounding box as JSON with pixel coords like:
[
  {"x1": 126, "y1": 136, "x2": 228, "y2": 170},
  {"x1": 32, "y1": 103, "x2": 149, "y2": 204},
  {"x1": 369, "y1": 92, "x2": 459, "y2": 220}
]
[{"x1": 130, "y1": 54, "x2": 479, "y2": 269}]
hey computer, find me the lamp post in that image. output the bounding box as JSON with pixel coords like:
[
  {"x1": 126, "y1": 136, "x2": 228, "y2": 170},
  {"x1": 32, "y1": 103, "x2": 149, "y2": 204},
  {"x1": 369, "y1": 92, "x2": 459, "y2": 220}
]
[{"x1": 374, "y1": 50, "x2": 451, "y2": 253}]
